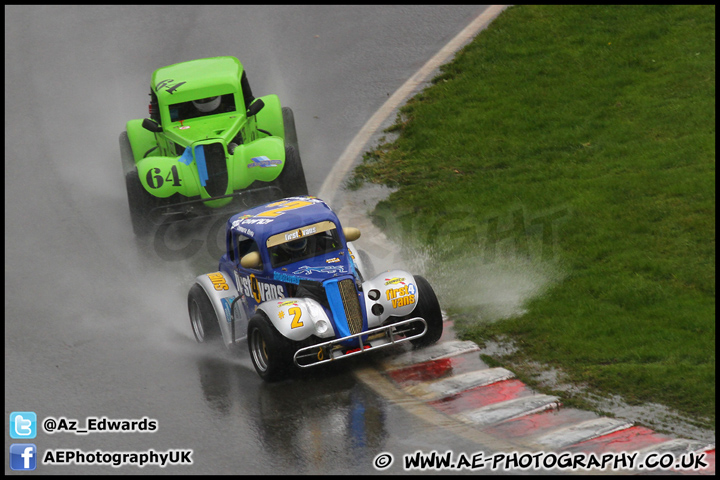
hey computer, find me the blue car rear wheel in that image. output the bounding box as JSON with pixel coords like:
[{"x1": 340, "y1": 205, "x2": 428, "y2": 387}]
[{"x1": 188, "y1": 284, "x2": 221, "y2": 343}]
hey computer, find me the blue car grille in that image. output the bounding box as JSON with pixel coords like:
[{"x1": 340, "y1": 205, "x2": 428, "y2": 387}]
[
  {"x1": 325, "y1": 279, "x2": 364, "y2": 337},
  {"x1": 338, "y1": 279, "x2": 363, "y2": 335}
]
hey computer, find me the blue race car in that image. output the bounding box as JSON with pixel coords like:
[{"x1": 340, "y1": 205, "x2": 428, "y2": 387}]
[{"x1": 187, "y1": 196, "x2": 443, "y2": 381}]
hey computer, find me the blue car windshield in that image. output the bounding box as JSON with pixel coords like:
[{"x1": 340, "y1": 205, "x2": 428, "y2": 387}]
[{"x1": 268, "y1": 228, "x2": 341, "y2": 268}]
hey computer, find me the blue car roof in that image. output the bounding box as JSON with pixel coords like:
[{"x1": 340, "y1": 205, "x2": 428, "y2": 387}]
[{"x1": 227, "y1": 196, "x2": 340, "y2": 244}]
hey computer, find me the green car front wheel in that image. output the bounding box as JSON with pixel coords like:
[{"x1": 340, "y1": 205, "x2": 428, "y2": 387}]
[{"x1": 275, "y1": 145, "x2": 308, "y2": 198}]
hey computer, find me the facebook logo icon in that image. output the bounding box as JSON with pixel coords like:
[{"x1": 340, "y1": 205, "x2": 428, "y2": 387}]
[
  {"x1": 10, "y1": 444, "x2": 37, "y2": 471},
  {"x1": 10, "y1": 412, "x2": 37, "y2": 439}
]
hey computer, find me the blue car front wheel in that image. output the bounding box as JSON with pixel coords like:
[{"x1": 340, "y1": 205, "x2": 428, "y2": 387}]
[
  {"x1": 408, "y1": 275, "x2": 443, "y2": 347},
  {"x1": 248, "y1": 314, "x2": 292, "y2": 381}
]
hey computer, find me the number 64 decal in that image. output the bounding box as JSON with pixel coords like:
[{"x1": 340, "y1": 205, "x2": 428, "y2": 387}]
[{"x1": 146, "y1": 165, "x2": 182, "y2": 189}]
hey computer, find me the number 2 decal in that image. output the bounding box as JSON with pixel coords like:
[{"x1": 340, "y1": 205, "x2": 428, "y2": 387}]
[
  {"x1": 145, "y1": 165, "x2": 182, "y2": 189},
  {"x1": 289, "y1": 306, "x2": 303, "y2": 329},
  {"x1": 258, "y1": 199, "x2": 312, "y2": 218}
]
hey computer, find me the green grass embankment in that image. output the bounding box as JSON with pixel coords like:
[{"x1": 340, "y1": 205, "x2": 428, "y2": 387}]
[{"x1": 350, "y1": 5, "x2": 715, "y2": 427}]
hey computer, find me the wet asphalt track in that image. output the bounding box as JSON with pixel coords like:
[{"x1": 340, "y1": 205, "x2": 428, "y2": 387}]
[{"x1": 3, "y1": 5, "x2": 520, "y2": 475}]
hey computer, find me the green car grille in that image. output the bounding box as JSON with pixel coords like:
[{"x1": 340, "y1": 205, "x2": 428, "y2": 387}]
[{"x1": 203, "y1": 142, "x2": 228, "y2": 197}]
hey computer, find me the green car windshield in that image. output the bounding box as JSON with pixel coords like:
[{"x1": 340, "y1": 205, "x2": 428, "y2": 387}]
[{"x1": 169, "y1": 93, "x2": 236, "y2": 122}]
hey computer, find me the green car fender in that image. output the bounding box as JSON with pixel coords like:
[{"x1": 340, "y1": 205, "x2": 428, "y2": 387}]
[
  {"x1": 135, "y1": 154, "x2": 201, "y2": 198},
  {"x1": 253, "y1": 94, "x2": 285, "y2": 141},
  {"x1": 231, "y1": 136, "x2": 286, "y2": 189},
  {"x1": 125, "y1": 119, "x2": 159, "y2": 164}
]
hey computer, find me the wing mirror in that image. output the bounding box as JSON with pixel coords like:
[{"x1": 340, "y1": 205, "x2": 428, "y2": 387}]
[
  {"x1": 344, "y1": 227, "x2": 361, "y2": 242},
  {"x1": 247, "y1": 99, "x2": 265, "y2": 117},
  {"x1": 142, "y1": 118, "x2": 163, "y2": 133},
  {"x1": 240, "y1": 251, "x2": 262, "y2": 269}
]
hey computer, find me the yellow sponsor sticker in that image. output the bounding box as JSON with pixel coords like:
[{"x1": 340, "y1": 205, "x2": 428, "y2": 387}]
[{"x1": 207, "y1": 273, "x2": 229, "y2": 291}]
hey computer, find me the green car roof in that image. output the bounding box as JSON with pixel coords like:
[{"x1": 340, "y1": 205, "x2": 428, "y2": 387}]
[{"x1": 151, "y1": 56, "x2": 245, "y2": 105}]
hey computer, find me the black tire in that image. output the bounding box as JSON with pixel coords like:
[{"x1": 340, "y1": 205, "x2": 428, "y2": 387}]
[
  {"x1": 275, "y1": 145, "x2": 309, "y2": 197},
  {"x1": 119, "y1": 131, "x2": 135, "y2": 174},
  {"x1": 282, "y1": 107, "x2": 299, "y2": 154},
  {"x1": 247, "y1": 314, "x2": 293, "y2": 381},
  {"x1": 125, "y1": 169, "x2": 154, "y2": 237},
  {"x1": 408, "y1": 275, "x2": 443, "y2": 347},
  {"x1": 188, "y1": 283, "x2": 221, "y2": 343}
]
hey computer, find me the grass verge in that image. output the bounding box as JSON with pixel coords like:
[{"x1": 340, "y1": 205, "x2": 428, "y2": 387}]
[{"x1": 350, "y1": 5, "x2": 715, "y2": 427}]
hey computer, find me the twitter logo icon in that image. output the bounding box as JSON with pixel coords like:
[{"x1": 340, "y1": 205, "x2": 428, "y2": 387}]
[{"x1": 10, "y1": 412, "x2": 37, "y2": 439}]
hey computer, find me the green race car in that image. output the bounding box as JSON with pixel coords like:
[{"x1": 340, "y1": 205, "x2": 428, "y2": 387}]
[{"x1": 119, "y1": 56, "x2": 308, "y2": 235}]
